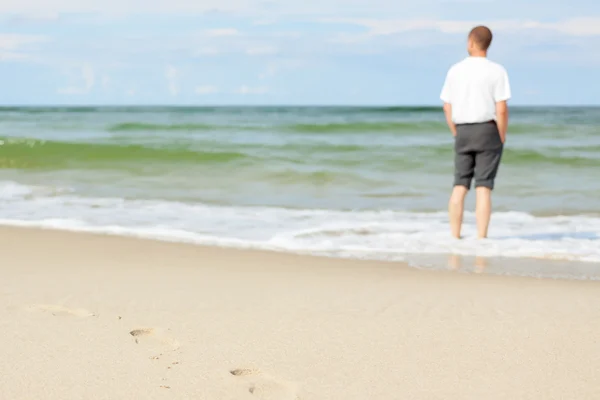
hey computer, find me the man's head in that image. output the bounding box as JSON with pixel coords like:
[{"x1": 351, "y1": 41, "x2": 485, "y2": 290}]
[{"x1": 467, "y1": 25, "x2": 493, "y2": 55}]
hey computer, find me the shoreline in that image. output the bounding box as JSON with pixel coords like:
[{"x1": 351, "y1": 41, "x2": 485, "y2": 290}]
[
  {"x1": 2, "y1": 226, "x2": 600, "y2": 399},
  {"x1": 1, "y1": 222, "x2": 598, "y2": 281}
]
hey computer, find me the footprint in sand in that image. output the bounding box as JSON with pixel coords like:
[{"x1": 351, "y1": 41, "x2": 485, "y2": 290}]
[
  {"x1": 26, "y1": 304, "x2": 96, "y2": 318},
  {"x1": 129, "y1": 327, "x2": 180, "y2": 351},
  {"x1": 230, "y1": 368, "x2": 300, "y2": 400}
]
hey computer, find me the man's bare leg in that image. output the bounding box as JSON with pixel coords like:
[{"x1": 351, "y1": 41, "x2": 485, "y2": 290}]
[
  {"x1": 449, "y1": 185, "x2": 468, "y2": 239},
  {"x1": 475, "y1": 186, "x2": 492, "y2": 239}
]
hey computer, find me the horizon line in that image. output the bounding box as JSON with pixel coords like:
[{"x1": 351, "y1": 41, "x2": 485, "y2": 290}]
[{"x1": 1, "y1": 104, "x2": 599, "y2": 108}]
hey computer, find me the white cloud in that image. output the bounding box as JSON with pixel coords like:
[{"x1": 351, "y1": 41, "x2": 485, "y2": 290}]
[
  {"x1": 259, "y1": 59, "x2": 305, "y2": 79},
  {"x1": 0, "y1": 0, "x2": 592, "y2": 24},
  {"x1": 195, "y1": 85, "x2": 219, "y2": 94},
  {"x1": 165, "y1": 65, "x2": 180, "y2": 96},
  {"x1": 237, "y1": 85, "x2": 269, "y2": 95},
  {"x1": 1, "y1": 0, "x2": 520, "y2": 17},
  {"x1": 0, "y1": 52, "x2": 29, "y2": 61},
  {"x1": 0, "y1": 34, "x2": 48, "y2": 61},
  {"x1": 246, "y1": 46, "x2": 278, "y2": 55},
  {"x1": 326, "y1": 17, "x2": 600, "y2": 37},
  {"x1": 323, "y1": 19, "x2": 468, "y2": 36},
  {"x1": 0, "y1": 34, "x2": 48, "y2": 50},
  {"x1": 206, "y1": 28, "x2": 239, "y2": 37},
  {"x1": 0, "y1": 0, "x2": 388, "y2": 16},
  {"x1": 252, "y1": 18, "x2": 277, "y2": 26},
  {"x1": 546, "y1": 18, "x2": 600, "y2": 36},
  {"x1": 0, "y1": 0, "x2": 258, "y2": 14},
  {"x1": 7, "y1": 12, "x2": 61, "y2": 21},
  {"x1": 58, "y1": 63, "x2": 95, "y2": 95}
]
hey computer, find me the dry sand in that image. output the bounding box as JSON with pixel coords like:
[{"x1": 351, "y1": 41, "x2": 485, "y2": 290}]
[{"x1": 1, "y1": 226, "x2": 599, "y2": 399}]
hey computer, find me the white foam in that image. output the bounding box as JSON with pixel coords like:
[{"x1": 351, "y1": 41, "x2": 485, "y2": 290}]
[
  {"x1": 0, "y1": 181, "x2": 33, "y2": 199},
  {"x1": 1, "y1": 180, "x2": 600, "y2": 265}
]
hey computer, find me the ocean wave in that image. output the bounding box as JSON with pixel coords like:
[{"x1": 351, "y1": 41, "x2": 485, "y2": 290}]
[
  {"x1": 0, "y1": 137, "x2": 248, "y2": 169},
  {"x1": 108, "y1": 122, "x2": 222, "y2": 132},
  {"x1": 286, "y1": 121, "x2": 446, "y2": 133},
  {"x1": 105, "y1": 121, "x2": 449, "y2": 133},
  {"x1": 0, "y1": 136, "x2": 598, "y2": 171},
  {"x1": 103, "y1": 120, "x2": 576, "y2": 135},
  {"x1": 1, "y1": 180, "x2": 599, "y2": 271},
  {"x1": 503, "y1": 149, "x2": 600, "y2": 166}
]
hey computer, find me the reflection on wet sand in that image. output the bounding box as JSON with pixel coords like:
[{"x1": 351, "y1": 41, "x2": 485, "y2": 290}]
[
  {"x1": 447, "y1": 254, "x2": 489, "y2": 274},
  {"x1": 409, "y1": 252, "x2": 599, "y2": 280},
  {"x1": 474, "y1": 256, "x2": 488, "y2": 273},
  {"x1": 448, "y1": 254, "x2": 462, "y2": 271}
]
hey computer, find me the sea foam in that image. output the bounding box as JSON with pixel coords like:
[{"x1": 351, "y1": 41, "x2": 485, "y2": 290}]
[{"x1": 1, "y1": 181, "x2": 599, "y2": 268}]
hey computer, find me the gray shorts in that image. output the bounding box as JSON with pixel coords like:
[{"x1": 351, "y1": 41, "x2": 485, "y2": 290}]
[{"x1": 454, "y1": 121, "x2": 503, "y2": 190}]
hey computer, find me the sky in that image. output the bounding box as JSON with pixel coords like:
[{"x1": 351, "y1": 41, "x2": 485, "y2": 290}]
[{"x1": 1, "y1": 0, "x2": 600, "y2": 105}]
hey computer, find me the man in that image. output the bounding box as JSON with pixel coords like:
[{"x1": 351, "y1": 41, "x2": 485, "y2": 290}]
[{"x1": 440, "y1": 25, "x2": 510, "y2": 239}]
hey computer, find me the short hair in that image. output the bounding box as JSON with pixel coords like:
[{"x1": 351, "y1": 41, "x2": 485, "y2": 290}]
[{"x1": 469, "y1": 26, "x2": 493, "y2": 51}]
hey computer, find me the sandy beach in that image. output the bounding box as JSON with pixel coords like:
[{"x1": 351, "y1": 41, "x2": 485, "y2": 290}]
[{"x1": 1, "y1": 226, "x2": 599, "y2": 399}]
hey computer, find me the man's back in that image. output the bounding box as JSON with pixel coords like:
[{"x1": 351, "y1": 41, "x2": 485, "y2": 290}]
[{"x1": 441, "y1": 57, "x2": 510, "y2": 125}]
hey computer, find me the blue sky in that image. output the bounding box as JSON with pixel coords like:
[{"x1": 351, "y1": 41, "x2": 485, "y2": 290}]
[{"x1": 1, "y1": 0, "x2": 600, "y2": 105}]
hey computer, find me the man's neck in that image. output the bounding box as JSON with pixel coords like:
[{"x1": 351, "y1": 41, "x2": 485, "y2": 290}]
[{"x1": 469, "y1": 50, "x2": 487, "y2": 58}]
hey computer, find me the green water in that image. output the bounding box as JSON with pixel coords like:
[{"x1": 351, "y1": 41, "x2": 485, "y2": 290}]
[{"x1": 0, "y1": 106, "x2": 599, "y2": 214}]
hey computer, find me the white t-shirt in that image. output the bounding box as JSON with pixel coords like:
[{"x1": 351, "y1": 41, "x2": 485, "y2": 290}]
[{"x1": 440, "y1": 57, "x2": 511, "y2": 124}]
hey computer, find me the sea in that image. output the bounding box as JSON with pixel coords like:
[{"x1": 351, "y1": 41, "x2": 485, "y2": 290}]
[{"x1": 1, "y1": 106, "x2": 599, "y2": 278}]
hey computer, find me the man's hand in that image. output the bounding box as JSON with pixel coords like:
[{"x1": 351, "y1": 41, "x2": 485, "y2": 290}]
[
  {"x1": 443, "y1": 103, "x2": 457, "y2": 137},
  {"x1": 495, "y1": 101, "x2": 509, "y2": 143}
]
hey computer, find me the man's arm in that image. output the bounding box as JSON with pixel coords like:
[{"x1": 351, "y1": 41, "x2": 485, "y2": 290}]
[
  {"x1": 443, "y1": 102, "x2": 457, "y2": 137},
  {"x1": 493, "y1": 68, "x2": 511, "y2": 144},
  {"x1": 440, "y1": 69, "x2": 455, "y2": 137},
  {"x1": 495, "y1": 101, "x2": 508, "y2": 143}
]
